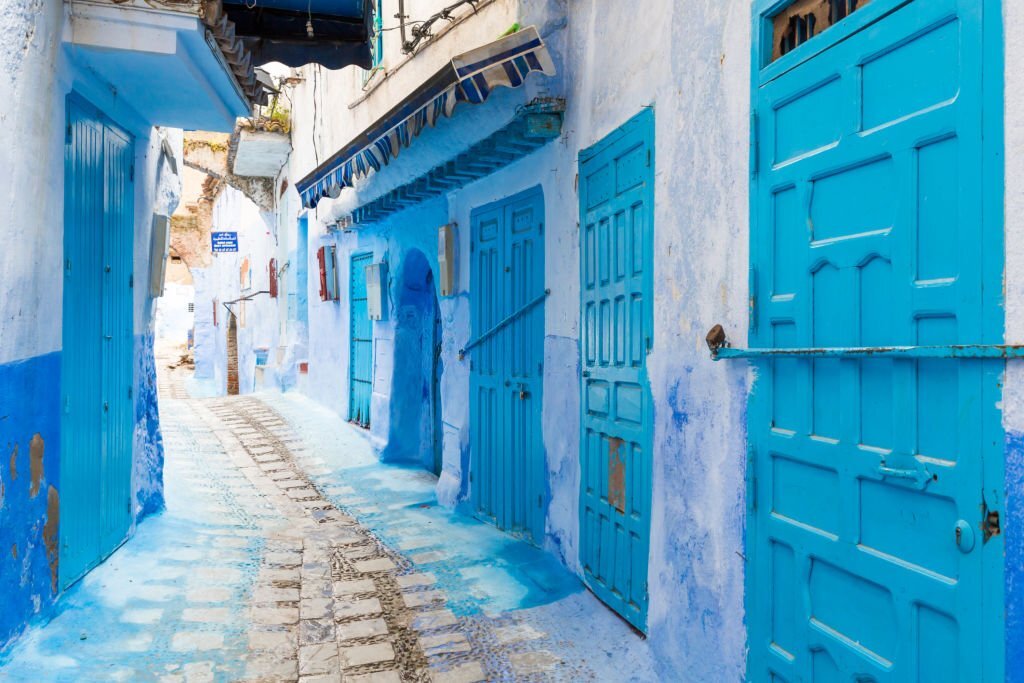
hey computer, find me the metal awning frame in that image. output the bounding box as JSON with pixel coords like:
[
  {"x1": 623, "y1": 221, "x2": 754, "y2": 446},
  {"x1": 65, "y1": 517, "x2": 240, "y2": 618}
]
[
  {"x1": 349, "y1": 98, "x2": 564, "y2": 225},
  {"x1": 295, "y1": 26, "x2": 555, "y2": 209}
]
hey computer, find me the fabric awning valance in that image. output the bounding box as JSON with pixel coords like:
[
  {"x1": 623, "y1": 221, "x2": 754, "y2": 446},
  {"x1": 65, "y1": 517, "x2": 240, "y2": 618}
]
[{"x1": 295, "y1": 26, "x2": 556, "y2": 209}]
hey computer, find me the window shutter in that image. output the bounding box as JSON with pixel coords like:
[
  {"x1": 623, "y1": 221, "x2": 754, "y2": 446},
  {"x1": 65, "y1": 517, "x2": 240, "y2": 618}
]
[
  {"x1": 269, "y1": 258, "x2": 278, "y2": 298},
  {"x1": 317, "y1": 246, "x2": 328, "y2": 301}
]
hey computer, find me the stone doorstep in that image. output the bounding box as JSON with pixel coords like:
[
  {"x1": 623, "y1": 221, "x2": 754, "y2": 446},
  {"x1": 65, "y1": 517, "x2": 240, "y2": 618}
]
[
  {"x1": 333, "y1": 579, "x2": 376, "y2": 597},
  {"x1": 333, "y1": 598, "x2": 383, "y2": 620},
  {"x1": 298, "y1": 642, "x2": 340, "y2": 676},
  {"x1": 343, "y1": 671, "x2": 402, "y2": 683},
  {"x1": 336, "y1": 617, "x2": 389, "y2": 642},
  {"x1": 395, "y1": 573, "x2": 435, "y2": 589},
  {"x1": 298, "y1": 617, "x2": 337, "y2": 646},
  {"x1": 428, "y1": 661, "x2": 487, "y2": 683},
  {"x1": 338, "y1": 641, "x2": 395, "y2": 669},
  {"x1": 419, "y1": 632, "x2": 471, "y2": 656}
]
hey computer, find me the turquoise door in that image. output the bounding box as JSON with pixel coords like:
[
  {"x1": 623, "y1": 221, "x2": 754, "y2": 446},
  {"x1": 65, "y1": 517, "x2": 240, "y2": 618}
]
[
  {"x1": 578, "y1": 109, "x2": 654, "y2": 632},
  {"x1": 61, "y1": 95, "x2": 135, "y2": 588},
  {"x1": 748, "y1": 1, "x2": 1003, "y2": 680},
  {"x1": 350, "y1": 251, "x2": 373, "y2": 427},
  {"x1": 469, "y1": 187, "x2": 546, "y2": 543}
]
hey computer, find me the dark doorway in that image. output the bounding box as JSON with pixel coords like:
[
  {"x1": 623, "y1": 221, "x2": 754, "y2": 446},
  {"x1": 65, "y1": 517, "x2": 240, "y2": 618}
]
[{"x1": 385, "y1": 249, "x2": 443, "y2": 474}]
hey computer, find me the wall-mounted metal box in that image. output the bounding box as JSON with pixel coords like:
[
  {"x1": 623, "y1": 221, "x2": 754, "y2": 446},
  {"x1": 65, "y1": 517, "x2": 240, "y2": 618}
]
[
  {"x1": 366, "y1": 260, "x2": 388, "y2": 321},
  {"x1": 438, "y1": 223, "x2": 456, "y2": 297},
  {"x1": 149, "y1": 214, "x2": 170, "y2": 297}
]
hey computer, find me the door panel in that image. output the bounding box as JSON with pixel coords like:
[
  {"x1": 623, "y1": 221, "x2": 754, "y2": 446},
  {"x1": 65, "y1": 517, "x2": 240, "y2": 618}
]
[
  {"x1": 61, "y1": 95, "x2": 134, "y2": 588},
  {"x1": 748, "y1": 1, "x2": 1000, "y2": 680},
  {"x1": 470, "y1": 188, "x2": 545, "y2": 543},
  {"x1": 578, "y1": 109, "x2": 654, "y2": 632},
  {"x1": 350, "y1": 252, "x2": 373, "y2": 427}
]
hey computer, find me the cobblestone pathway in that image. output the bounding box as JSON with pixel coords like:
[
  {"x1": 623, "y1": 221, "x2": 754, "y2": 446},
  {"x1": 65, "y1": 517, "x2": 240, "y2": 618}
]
[{"x1": 0, "y1": 356, "x2": 657, "y2": 682}]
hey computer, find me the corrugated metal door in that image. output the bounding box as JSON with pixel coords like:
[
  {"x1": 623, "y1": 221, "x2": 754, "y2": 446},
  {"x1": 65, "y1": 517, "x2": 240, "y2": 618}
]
[
  {"x1": 748, "y1": 1, "x2": 1002, "y2": 680},
  {"x1": 61, "y1": 95, "x2": 134, "y2": 588},
  {"x1": 470, "y1": 188, "x2": 545, "y2": 543},
  {"x1": 578, "y1": 110, "x2": 654, "y2": 632},
  {"x1": 350, "y1": 251, "x2": 373, "y2": 426}
]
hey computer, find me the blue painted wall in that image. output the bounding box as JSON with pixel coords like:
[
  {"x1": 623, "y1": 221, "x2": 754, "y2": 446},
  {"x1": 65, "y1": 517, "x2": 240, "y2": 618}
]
[
  {"x1": 0, "y1": 1, "x2": 180, "y2": 651},
  {"x1": 133, "y1": 332, "x2": 165, "y2": 520},
  {"x1": 0, "y1": 353, "x2": 61, "y2": 650}
]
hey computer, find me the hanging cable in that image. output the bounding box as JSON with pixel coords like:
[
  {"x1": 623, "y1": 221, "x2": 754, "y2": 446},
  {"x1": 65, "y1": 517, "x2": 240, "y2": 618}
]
[{"x1": 397, "y1": 0, "x2": 483, "y2": 54}]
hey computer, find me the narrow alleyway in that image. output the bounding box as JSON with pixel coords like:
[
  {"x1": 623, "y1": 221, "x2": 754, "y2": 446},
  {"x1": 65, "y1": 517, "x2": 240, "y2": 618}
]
[{"x1": 0, "y1": 346, "x2": 657, "y2": 682}]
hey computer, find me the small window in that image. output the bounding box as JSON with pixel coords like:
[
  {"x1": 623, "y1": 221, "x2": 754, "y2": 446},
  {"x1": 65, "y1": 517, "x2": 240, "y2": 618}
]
[
  {"x1": 170, "y1": 255, "x2": 183, "y2": 264},
  {"x1": 771, "y1": 0, "x2": 868, "y2": 62},
  {"x1": 269, "y1": 258, "x2": 279, "y2": 299},
  {"x1": 317, "y1": 245, "x2": 340, "y2": 301},
  {"x1": 363, "y1": 0, "x2": 384, "y2": 82}
]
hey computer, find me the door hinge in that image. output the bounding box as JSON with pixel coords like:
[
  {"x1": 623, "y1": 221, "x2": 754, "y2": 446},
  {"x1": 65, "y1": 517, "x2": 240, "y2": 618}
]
[
  {"x1": 129, "y1": 273, "x2": 134, "y2": 289},
  {"x1": 539, "y1": 222, "x2": 544, "y2": 234},
  {"x1": 750, "y1": 111, "x2": 760, "y2": 179},
  {"x1": 646, "y1": 149, "x2": 651, "y2": 167},
  {"x1": 65, "y1": 258, "x2": 72, "y2": 274},
  {"x1": 65, "y1": 123, "x2": 72, "y2": 144},
  {"x1": 749, "y1": 266, "x2": 758, "y2": 335},
  {"x1": 129, "y1": 164, "x2": 135, "y2": 182},
  {"x1": 748, "y1": 447, "x2": 757, "y2": 512},
  {"x1": 128, "y1": 386, "x2": 133, "y2": 400}
]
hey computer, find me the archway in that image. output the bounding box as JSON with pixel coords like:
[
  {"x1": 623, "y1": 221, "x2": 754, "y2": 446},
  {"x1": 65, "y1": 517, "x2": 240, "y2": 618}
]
[{"x1": 384, "y1": 249, "x2": 442, "y2": 473}]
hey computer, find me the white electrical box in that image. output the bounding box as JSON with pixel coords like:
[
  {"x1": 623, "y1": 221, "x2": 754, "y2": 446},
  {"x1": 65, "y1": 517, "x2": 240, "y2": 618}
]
[
  {"x1": 438, "y1": 223, "x2": 456, "y2": 297},
  {"x1": 149, "y1": 214, "x2": 170, "y2": 298},
  {"x1": 366, "y1": 261, "x2": 388, "y2": 321}
]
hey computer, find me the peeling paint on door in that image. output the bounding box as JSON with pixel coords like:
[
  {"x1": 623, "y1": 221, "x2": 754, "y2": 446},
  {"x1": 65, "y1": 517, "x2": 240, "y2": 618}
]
[
  {"x1": 608, "y1": 437, "x2": 626, "y2": 514},
  {"x1": 9, "y1": 443, "x2": 17, "y2": 480},
  {"x1": 43, "y1": 485, "x2": 59, "y2": 592}
]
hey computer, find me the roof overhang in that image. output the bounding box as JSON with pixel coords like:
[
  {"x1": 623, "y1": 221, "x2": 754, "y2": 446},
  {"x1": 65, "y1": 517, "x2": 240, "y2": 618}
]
[
  {"x1": 349, "y1": 99, "x2": 564, "y2": 226},
  {"x1": 66, "y1": 1, "x2": 254, "y2": 132},
  {"x1": 221, "y1": 0, "x2": 371, "y2": 69},
  {"x1": 295, "y1": 26, "x2": 556, "y2": 209}
]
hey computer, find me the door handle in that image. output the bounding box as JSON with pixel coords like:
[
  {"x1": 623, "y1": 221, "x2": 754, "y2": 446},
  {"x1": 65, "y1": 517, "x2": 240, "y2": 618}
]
[{"x1": 877, "y1": 462, "x2": 932, "y2": 490}]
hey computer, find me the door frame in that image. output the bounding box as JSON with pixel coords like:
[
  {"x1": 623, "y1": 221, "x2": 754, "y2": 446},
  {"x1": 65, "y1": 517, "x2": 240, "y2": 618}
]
[
  {"x1": 349, "y1": 250, "x2": 374, "y2": 426},
  {"x1": 468, "y1": 185, "x2": 547, "y2": 544},
  {"x1": 60, "y1": 92, "x2": 136, "y2": 589},
  {"x1": 576, "y1": 108, "x2": 656, "y2": 632},
  {"x1": 747, "y1": 1, "x2": 1005, "y2": 678}
]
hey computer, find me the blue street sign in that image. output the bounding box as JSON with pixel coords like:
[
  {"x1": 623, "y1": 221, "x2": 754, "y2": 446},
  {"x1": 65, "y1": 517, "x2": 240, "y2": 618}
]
[{"x1": 211, "y1": 232, "x2": 238, "y2": 253}]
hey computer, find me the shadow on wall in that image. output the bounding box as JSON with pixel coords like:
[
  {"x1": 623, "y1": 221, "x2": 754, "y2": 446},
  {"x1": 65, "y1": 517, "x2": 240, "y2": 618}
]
[{"x1": 381, "y1": 249, "x2": 443, "y2": 474}]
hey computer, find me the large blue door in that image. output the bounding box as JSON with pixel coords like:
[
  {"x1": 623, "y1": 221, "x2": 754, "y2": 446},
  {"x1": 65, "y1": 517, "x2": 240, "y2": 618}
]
[
  {"x1": 350, "y1": 251, "x2": 373, "y2": 427},
  {"x1": 748, "y1": 1, "x2": 1002, "y2": 680},
  {"x1": 469, "y1": 187, "x2": 546, "y2": 543},
  {"x1": 61, "y1": 95, "x2": 135, "y2": 588},
  {"x1": 578, "y1": 110, "x2": 654, "y2": 632}
]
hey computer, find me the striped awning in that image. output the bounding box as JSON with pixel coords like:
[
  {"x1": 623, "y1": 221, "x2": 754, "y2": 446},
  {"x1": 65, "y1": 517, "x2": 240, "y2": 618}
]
[{"x1": 295, "y1": 26, "x2": 556, "y2": 209}]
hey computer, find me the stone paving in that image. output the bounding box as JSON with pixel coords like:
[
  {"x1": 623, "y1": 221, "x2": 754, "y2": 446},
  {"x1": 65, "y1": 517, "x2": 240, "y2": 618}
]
[{"x1": 0, "y1": 352, "x2": 658, "y2": 682}]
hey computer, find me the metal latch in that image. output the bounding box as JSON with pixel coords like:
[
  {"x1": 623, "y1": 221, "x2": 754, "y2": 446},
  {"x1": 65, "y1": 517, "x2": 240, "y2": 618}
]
[{"x1": 705, "y1": 325, "x2": 1024, "y2": 360}]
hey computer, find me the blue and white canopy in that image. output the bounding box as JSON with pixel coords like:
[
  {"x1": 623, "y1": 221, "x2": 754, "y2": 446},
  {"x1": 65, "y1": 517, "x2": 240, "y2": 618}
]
[{"x1": 296, "y1": 26, "x2": 556, "y2": 209}]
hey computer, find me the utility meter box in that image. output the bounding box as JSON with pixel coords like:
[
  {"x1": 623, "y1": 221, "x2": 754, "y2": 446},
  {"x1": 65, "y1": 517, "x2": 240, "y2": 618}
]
[
  {"x1": 438, "y1": 223, "x2": 456, "y2": 297},
  {"x1": 366, "y1": 261, "x2": 388, "y2": 321},
  {"x1": 149, "y1": 214, "x2": 170, "y2": 297}
]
